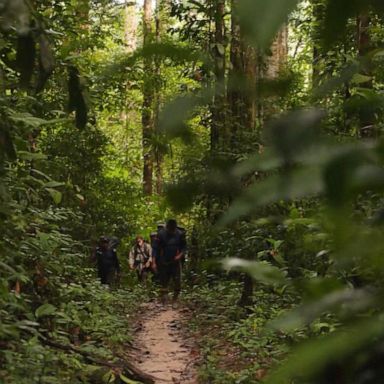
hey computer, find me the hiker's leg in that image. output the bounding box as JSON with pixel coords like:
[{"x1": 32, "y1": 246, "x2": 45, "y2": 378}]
[
  {"x1": 172, "y1": 262, "x2": 182, "y2": 301},
  {"x1": 99, "y1": 267, "x2": 108, "y2": 285},
  {"x1": 159, "y1": 264, "x2": 171, "y2": 304},
  {"x1": 142, "y1": 269, "x2": 149, "y2": 286},
  {"x1": 105, "y1": 269, "x2": 115, "y2": 286}
]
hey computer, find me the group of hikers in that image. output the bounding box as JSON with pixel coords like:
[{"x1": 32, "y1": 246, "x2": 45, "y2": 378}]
[{"x1": 92, "y1": 219, "x2": 186, "y2": 305}]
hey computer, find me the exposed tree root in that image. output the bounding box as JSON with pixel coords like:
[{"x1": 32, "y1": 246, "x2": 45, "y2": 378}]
[{"x1": 40, "y1": 336, "x2": 156, "y2": 384}]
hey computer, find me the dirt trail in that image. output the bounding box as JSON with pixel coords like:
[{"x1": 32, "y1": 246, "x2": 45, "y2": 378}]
[{"x1": 132, "y1": 302, "x2": 198, "y2": 384}]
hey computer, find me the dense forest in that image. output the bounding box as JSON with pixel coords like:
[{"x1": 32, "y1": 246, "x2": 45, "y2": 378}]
[{"x1": 2, "y1": 0, "x2": 384, "y2": 383}]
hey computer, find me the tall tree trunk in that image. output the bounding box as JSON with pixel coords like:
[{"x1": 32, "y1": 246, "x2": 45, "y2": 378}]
[
  {"x1": 312, "y1": 0, "x2": 324, "y2": 89},
  {"x1": 265, "y1": 26, "x2": 288, "y2": 79},
  {"x1": 142, "y1": 0, "x2": 154, "y2": 195},
  {"x1": 211, "y1": 0, "x2": 226, "y2": 152},
  {"x1": 122, "y1": 0, "x2": 138, "y2": 157},
  {"x1": 154, "y1": 0, "x2": 169, "y2": 195},
  {"x1": 243, "y1": 43, "x2": 258, "y2": 130},
  {"x1": 124, "y1": 0, "x2": 138, "y2": 52},
  {"x1": 263, "y1": 25, "x2": 288, "y2": 119},
  {"x1": 228, "y1": 0, "x2": 261, "y2": 139},
  {"x1": 228, "y1": 0, "x2": 242, "y2": 147}
]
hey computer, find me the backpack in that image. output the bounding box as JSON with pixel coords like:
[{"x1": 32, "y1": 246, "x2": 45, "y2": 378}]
[
  {"x1": 96, "y1": 247, "x2": 117, "y2": 268},
  {"x1": 157, "y1": 227, "x2": 187, "y2": 263}
]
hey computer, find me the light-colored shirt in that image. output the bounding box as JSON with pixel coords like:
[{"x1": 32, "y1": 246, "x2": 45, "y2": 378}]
[{"x1": 129, "y1": 243, "x2": 152, "y2": 269}]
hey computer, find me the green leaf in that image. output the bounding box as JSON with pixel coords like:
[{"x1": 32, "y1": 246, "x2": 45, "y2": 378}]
[
  {"x1": 264, "y1": 315, "x2": 384, "y2": 384},
  {"x1": 43, "y1": 181, "x2": 65, "y2": 189},
  {"x1": 119, "y1": 374, "x2": 140, "y2": 384},
  {"x1": 269, "y1": 288, "x2": 372, "y2": 332},
  {"x1": 264, "y1": 109, "x2": 325, "y2": 163},
  {"x1": 46, "y1": 188, "x2": 62, "y2": 204},
  {"x1": 0, "y1": 0, "x2": 31, "y2": 35},
  {"x1": 160, "y1": 95, "x2": 197, "y2": 142},
  {"x1": 102, "y1": 371, "x2": 115, "y2": 383},
  {"x1": 219, "y1": 166, "x2": 324, "y2": 226},
  {"x1": 237, "y1": 0, "x2": 299, "y2": 49},
  {"x1": 35, "y1": 303, "x2": 57, "y2": 318},
  {"x1": 312, "y1": 62, "x2": 360, "y2": 100},
  {"x1": 222, "y1": 258, "x2": 287, "y2": 285},
  {"x1": 10, "y1": 113, "x2": 52, "y2": 128},
  {"x1": 30, "y1": 168, "x2": 51, "y2": 180},
  {"x1": 351, "y1": 73, "x2": 372, "y2": 85},
  {"x1": 18, "y1": 151, "x2": 47, "y2": 161}
]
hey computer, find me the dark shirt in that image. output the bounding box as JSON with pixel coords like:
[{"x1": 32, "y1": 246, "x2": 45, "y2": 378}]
[
  {"x1": 158, "y1": 229, "x2": 186, "y2": 264},
  {"x1": 96, "y1": 247, "x2": 120, "y2": 272}
]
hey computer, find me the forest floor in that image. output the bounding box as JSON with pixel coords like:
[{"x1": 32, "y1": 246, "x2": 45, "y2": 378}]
[{"x1": 131, "y1": 301, "x2": 199, "y2": 384}]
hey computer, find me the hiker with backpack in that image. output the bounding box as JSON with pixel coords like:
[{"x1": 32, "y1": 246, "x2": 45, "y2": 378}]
[
  {"x1": 94, "y1": 236, "x2": 121, "y2": 286},
  {"x1": 152, "y1": 219, "x2": 187, "y2": 305},
  {"x1": 129, "y1": 235, "x2": 153, "y2": 283}
]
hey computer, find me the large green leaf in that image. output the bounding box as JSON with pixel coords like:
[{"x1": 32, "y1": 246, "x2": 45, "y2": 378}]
[
  {"x1": 160, "y1": 90, "x2": 212, "y2": 142},
  {"x1": 269, "y1": 288, "x2": 373, "y2": 332},
  {"x1": 264, "y1": 109, "x2": 325, "y2": 163},
  {"x1": 222, "y1": 258, "x2": 287, "y2": 285},
  {"x1": 237, "y1": 0, "x2": 300, "y2": 49},
  {"x1": 265, "y1": 315, "x2": 384, "y2": 383},
  {"x1": 0, "y1": 0, "x2": 30, "y2": 35},
  {"x1": 219, "y1": 166, "x2": 324, "y2": 226}
]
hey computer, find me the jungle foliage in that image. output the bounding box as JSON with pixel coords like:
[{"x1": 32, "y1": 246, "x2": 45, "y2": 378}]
[{"x1": 2, "y1": 0, "x2": 384, "y2": 383}]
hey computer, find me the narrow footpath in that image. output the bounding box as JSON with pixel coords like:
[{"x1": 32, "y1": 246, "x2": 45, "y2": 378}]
[{"x1": 131, "y1": 302, "x2": 199, "y2": 384}]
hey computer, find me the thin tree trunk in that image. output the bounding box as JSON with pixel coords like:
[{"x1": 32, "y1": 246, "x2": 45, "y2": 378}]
[
  {"x1": 0, "y1": 67, "x2": 5, "y2": 95},
  {"x1": 238, "y1": 274, "x2": 254, "y2": 307},
  {"x1": 357, "y1": 13, "x2": 375, "y2": 138},
  {"x1": 142, "y1": 0, "x2": 154, "y2": 195}
]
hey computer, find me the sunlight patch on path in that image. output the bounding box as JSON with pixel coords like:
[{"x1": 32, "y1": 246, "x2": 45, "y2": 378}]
[{"x1": 132, "y1": 302, "x2": 198, "y2": 384}]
